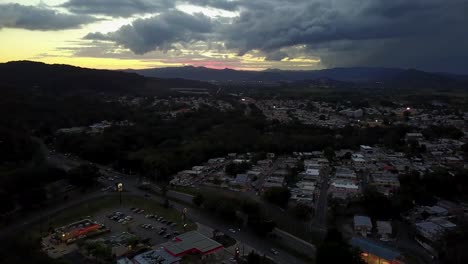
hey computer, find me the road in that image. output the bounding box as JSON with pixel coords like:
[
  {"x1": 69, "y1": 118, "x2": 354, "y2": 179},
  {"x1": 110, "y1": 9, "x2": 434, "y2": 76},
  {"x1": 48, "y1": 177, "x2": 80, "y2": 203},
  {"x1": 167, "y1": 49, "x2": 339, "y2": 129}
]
[
  {"x1": 312, "y1": 166, "x2": 330, "y2": 230},
  {"x1": 0, "y1": 151, "x2": 310, "y2": 264}
]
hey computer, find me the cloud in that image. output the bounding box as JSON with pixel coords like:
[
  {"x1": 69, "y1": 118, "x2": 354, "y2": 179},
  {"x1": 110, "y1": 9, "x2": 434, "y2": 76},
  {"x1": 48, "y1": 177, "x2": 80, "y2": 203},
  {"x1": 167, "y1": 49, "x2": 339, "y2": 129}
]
[
  {"x1": 265, "y1": 51, "x2": 289, "y2": 61},
  {"x1": 80, "y1": 0, "x2": 468, "y2": 72},
  {"x1": 61, "y1": 0, "x2": 174, "y2": 17},
  {"x1": 0, "y1": 3, "x2": 98, "y2": 31},
  {"x1": 84, "y1": 10, "x2": 214, "y2": 54}
]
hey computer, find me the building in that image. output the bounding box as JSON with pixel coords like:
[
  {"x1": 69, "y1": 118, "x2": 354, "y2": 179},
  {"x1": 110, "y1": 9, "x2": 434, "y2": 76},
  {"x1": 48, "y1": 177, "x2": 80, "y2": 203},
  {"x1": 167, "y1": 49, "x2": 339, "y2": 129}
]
[
  {"x1": 133, "y1": 248, "x2": 181, "y2": 264},
  {"x1": 376, "y1": 221, "x2": 392, "y2": 241},
  {"x1": 329, "y1": 179, "x2": 360, "y2": 199},
  {"x1": 405, "y1": 132, "x2": 424, "y2": 142},
  {"x1": 54, "y1": 219, "x2": 101, "y2": 243},
  {"x1": 350, "y1": 237, "x2": 404, "y2": 264},
  {"x1": 301, "y1": 168, "x2": 320, "y2": 181},
  {"x1": 161, "y1": 231, "x2": 223, "y2": 258},
  {"x1": 340, "y1": 108, "x2": 363, "y2": 118},
  {"x1": 334, "y1": 167, "x2": 357, "y2": 180},
  {"x1": 354, "y1": 215, "x2": 373, "y2": 237},
  {"x1": 360, "y1": 145, "x2": 374, "y2": 154}
]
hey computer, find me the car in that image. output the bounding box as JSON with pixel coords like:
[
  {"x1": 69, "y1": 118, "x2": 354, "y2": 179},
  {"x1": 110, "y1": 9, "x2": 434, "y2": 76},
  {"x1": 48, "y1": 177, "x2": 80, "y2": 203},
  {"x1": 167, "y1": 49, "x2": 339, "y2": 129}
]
[
  {"x1": 161, "y1": 220, "x2": 167, "y2": 224},
  {"x1": 132, "y1": 208, "x2": 139, "y2": 212},
  {"x1": 228, "y1": 228, "x2": 236, "y2": 234},
  {"x1": 137, "y1": 209, "x2": 145, "y2": 214},
  {"x1": 170, "y1": 223, "x2": 177, "y2": 227},
  {"x1": 160, "y1": 227, "x2": 167, "y2": 231},
  {"x1": 158, "y1": 230, "x2": 166, "y2": 235},
  {"x1": 118, "y1": 219, "x2": 125, "y2": 223},
  {"x1": 229, "y1": 257, "x2": 237, "y2": 263},
  {"x1": 145, "y1": 214, "x2": 153, "y2": 218},
  {"x1": 172, "y1": 231, "x2": 179, "y2": 235},
  {"x1": 166, "y1": 221, "x2": 173, "y2": 225},
  {"x1": 130, "y1": 207, "x2": 136, "y2": 211},
  {"x1": 125, "y1": 216, "x2": 133, "y2": 221},
  {"x1": 164, "y1": 234, "x2": 171, "y2": 239},
  {"x1": 121, "y1": 221, "x2": 128, "y2": 225},
  {"x1": 157, "y1": 217, "x2": 163, "y2": 221},
  {"x1": 270, "y1": 248, "x2": 279, "y2": 255}
]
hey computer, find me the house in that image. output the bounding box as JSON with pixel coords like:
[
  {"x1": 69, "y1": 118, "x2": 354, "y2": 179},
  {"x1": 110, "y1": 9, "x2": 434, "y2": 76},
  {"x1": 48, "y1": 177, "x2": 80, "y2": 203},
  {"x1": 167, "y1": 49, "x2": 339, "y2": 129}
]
[
  {"x1": 354, "y1": 215, "x2": 373, "y2": 237},
  {"x1": 230, "y1": 174, "x2": 250, "y2": 188},
  {"x1": 335, "y1": 167, "x2": 357, "y2": 180},
  {"x1": 352, "y1": 154, "x2": 366, "y2": 167},
  {"x1": 424, "y1": 205, "x2": 448, "y2": 217},
  {"x1": 376, "y1": 221, "x2": 392, "y2": 241},
  {"x1": 405, "y1": 132, "x2": 424, "y2": 142},
  {"x1": 360, "y1": 145, "x2": 374, "y2": 154},
  {"x1": 301, "y1": 168, "x2": 320, "y2": 181},
  {"x1": 329, "y1": 179, "x2": 360, "y2": 199}
]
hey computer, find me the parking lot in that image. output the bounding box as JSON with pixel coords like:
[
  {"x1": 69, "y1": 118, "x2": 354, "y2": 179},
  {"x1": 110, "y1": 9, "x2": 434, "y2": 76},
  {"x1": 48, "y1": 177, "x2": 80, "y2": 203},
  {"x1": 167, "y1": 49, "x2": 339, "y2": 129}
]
[{"x1": 94, "y1": 207, "x2": 185, "y2": 245}]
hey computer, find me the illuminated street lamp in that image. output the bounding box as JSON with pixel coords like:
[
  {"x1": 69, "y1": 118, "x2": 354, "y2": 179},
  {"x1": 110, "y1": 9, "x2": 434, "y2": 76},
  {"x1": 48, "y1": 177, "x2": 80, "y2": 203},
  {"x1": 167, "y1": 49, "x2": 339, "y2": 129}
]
[{"x1": 117, "y1": 182, "x2": 123, "y2": 205}]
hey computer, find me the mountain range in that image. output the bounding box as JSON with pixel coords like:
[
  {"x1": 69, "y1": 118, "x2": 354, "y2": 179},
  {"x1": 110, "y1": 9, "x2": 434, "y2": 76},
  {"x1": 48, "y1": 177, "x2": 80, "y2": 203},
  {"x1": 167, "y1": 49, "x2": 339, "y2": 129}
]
[
  {"x1": 0, "y1": 61, "x2": 466, "y2": 93},
  {"x1": 126, "y1": 66, "x2": 468, "y2": 84},
  {"x1": 0, "y1": 61, "x2": 213, "y2": 95}
]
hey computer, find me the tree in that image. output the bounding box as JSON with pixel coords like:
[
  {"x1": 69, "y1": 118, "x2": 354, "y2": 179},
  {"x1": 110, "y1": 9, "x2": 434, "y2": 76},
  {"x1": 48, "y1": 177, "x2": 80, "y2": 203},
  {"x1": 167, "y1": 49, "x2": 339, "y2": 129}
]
[
  {"x1": 225, "y1": 162, "x2": 251, "y2": 176},
  {"x1": 323, "y1": 147, "x2": 336, "y2": 162},
  {"x1": 291, "y1": 203, "x2": 312, "y2": 220},
  {"x1": 68, "y1": 164, "x2": 100, "y2": 189},
  {"x1": 360, "y1": 186, "x2": 396, "y2": 219},
  {"x1": 263, "y1": 187, "x2": 291, "y2": 207},
  {"x1": 0, "y1": 191, "x2": 15, "y2": 214},
  {"x1": 192, "y1": 193, "x2": 204, "y2": 207},
  {"x1": 316, "y1": 229, "x2": 365, "y2": 264}
]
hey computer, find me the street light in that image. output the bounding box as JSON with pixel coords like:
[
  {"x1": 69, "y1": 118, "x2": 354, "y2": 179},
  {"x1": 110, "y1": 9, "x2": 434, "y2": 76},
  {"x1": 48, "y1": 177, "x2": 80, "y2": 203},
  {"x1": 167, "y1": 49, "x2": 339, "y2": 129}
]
[{"x1": 117, "y1": 182, "x2": 123, "y2": 205}]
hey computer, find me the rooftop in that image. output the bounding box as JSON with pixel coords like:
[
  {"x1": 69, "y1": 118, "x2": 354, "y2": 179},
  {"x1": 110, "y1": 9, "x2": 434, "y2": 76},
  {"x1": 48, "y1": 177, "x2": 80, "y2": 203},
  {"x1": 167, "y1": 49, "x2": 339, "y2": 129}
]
[
  {"x1": 350, "y1": 237, "x2": 402, "y2": 260},
  {"x1": 133, "y1": 248, "x2": 181, "y2": 264},
  {"x1": 162, "y1": 231, "x2": 223, "y2": 257},
  {"x1": 354, "y1": 215, "x2": 372, "y2": 227}
]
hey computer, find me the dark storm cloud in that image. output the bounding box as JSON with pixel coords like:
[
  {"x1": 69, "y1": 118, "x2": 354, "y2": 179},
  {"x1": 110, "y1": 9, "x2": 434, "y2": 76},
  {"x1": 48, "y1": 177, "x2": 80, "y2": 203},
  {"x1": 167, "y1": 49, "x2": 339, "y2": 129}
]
[
  {"x1": 81, "y1": 0, "x2": 468, "y2": 72},
  {"x1": 84, "y1": 10, "x2": 213, "y2": 54},
  {"x1": 265, "y1": 51, "x2": 289, "y2": 61},
  {"x1": 0, "y1": 3, "x2": 98, "y2": 30},
  {"x1": 61, "y1": 0, "x2": 174, "y2": 17}
]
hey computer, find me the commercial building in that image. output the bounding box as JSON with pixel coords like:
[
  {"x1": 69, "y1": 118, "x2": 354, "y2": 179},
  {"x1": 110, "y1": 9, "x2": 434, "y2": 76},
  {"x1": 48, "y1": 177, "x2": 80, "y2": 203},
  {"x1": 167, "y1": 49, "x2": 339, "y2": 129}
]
[
  {"x1": 54, "y1": 219, "x2": 101, "y2": 243},
  {"x1": 161, "y1": 231, "x2": 223, "y2": 258},
  {"x1": 350, "y1": 237, "x2": 404, "y2": 264}
]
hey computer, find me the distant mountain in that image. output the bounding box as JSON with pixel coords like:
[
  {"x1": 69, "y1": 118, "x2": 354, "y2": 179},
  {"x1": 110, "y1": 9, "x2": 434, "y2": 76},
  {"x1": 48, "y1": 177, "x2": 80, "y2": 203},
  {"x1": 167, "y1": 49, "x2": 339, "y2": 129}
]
[
  {"x1": 127, "y1": 66, "x2": 408, "y2": 82},
  {"x1": 127, "y1": 66, "x2": 468, "y2": 88},
  {"x1": 0, "y1": 61, "x2": 214, "y2": 95}
]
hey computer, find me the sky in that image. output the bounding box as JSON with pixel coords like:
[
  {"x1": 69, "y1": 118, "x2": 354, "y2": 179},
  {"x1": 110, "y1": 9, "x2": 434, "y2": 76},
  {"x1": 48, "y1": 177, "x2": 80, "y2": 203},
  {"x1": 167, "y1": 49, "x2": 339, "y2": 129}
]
[{"x1": 0, "y1": 0, "x2": 467, "y2": 73}]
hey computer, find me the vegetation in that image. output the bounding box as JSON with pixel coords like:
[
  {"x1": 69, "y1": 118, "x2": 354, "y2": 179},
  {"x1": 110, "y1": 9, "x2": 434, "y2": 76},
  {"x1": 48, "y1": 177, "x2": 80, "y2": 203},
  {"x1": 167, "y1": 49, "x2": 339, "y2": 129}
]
[
  {"x1": 263, "y1": 187, "x2": 291, "y2": 208},
  {"x1": 316, "y1": 229, "x2": 365, "y2": 264}
]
